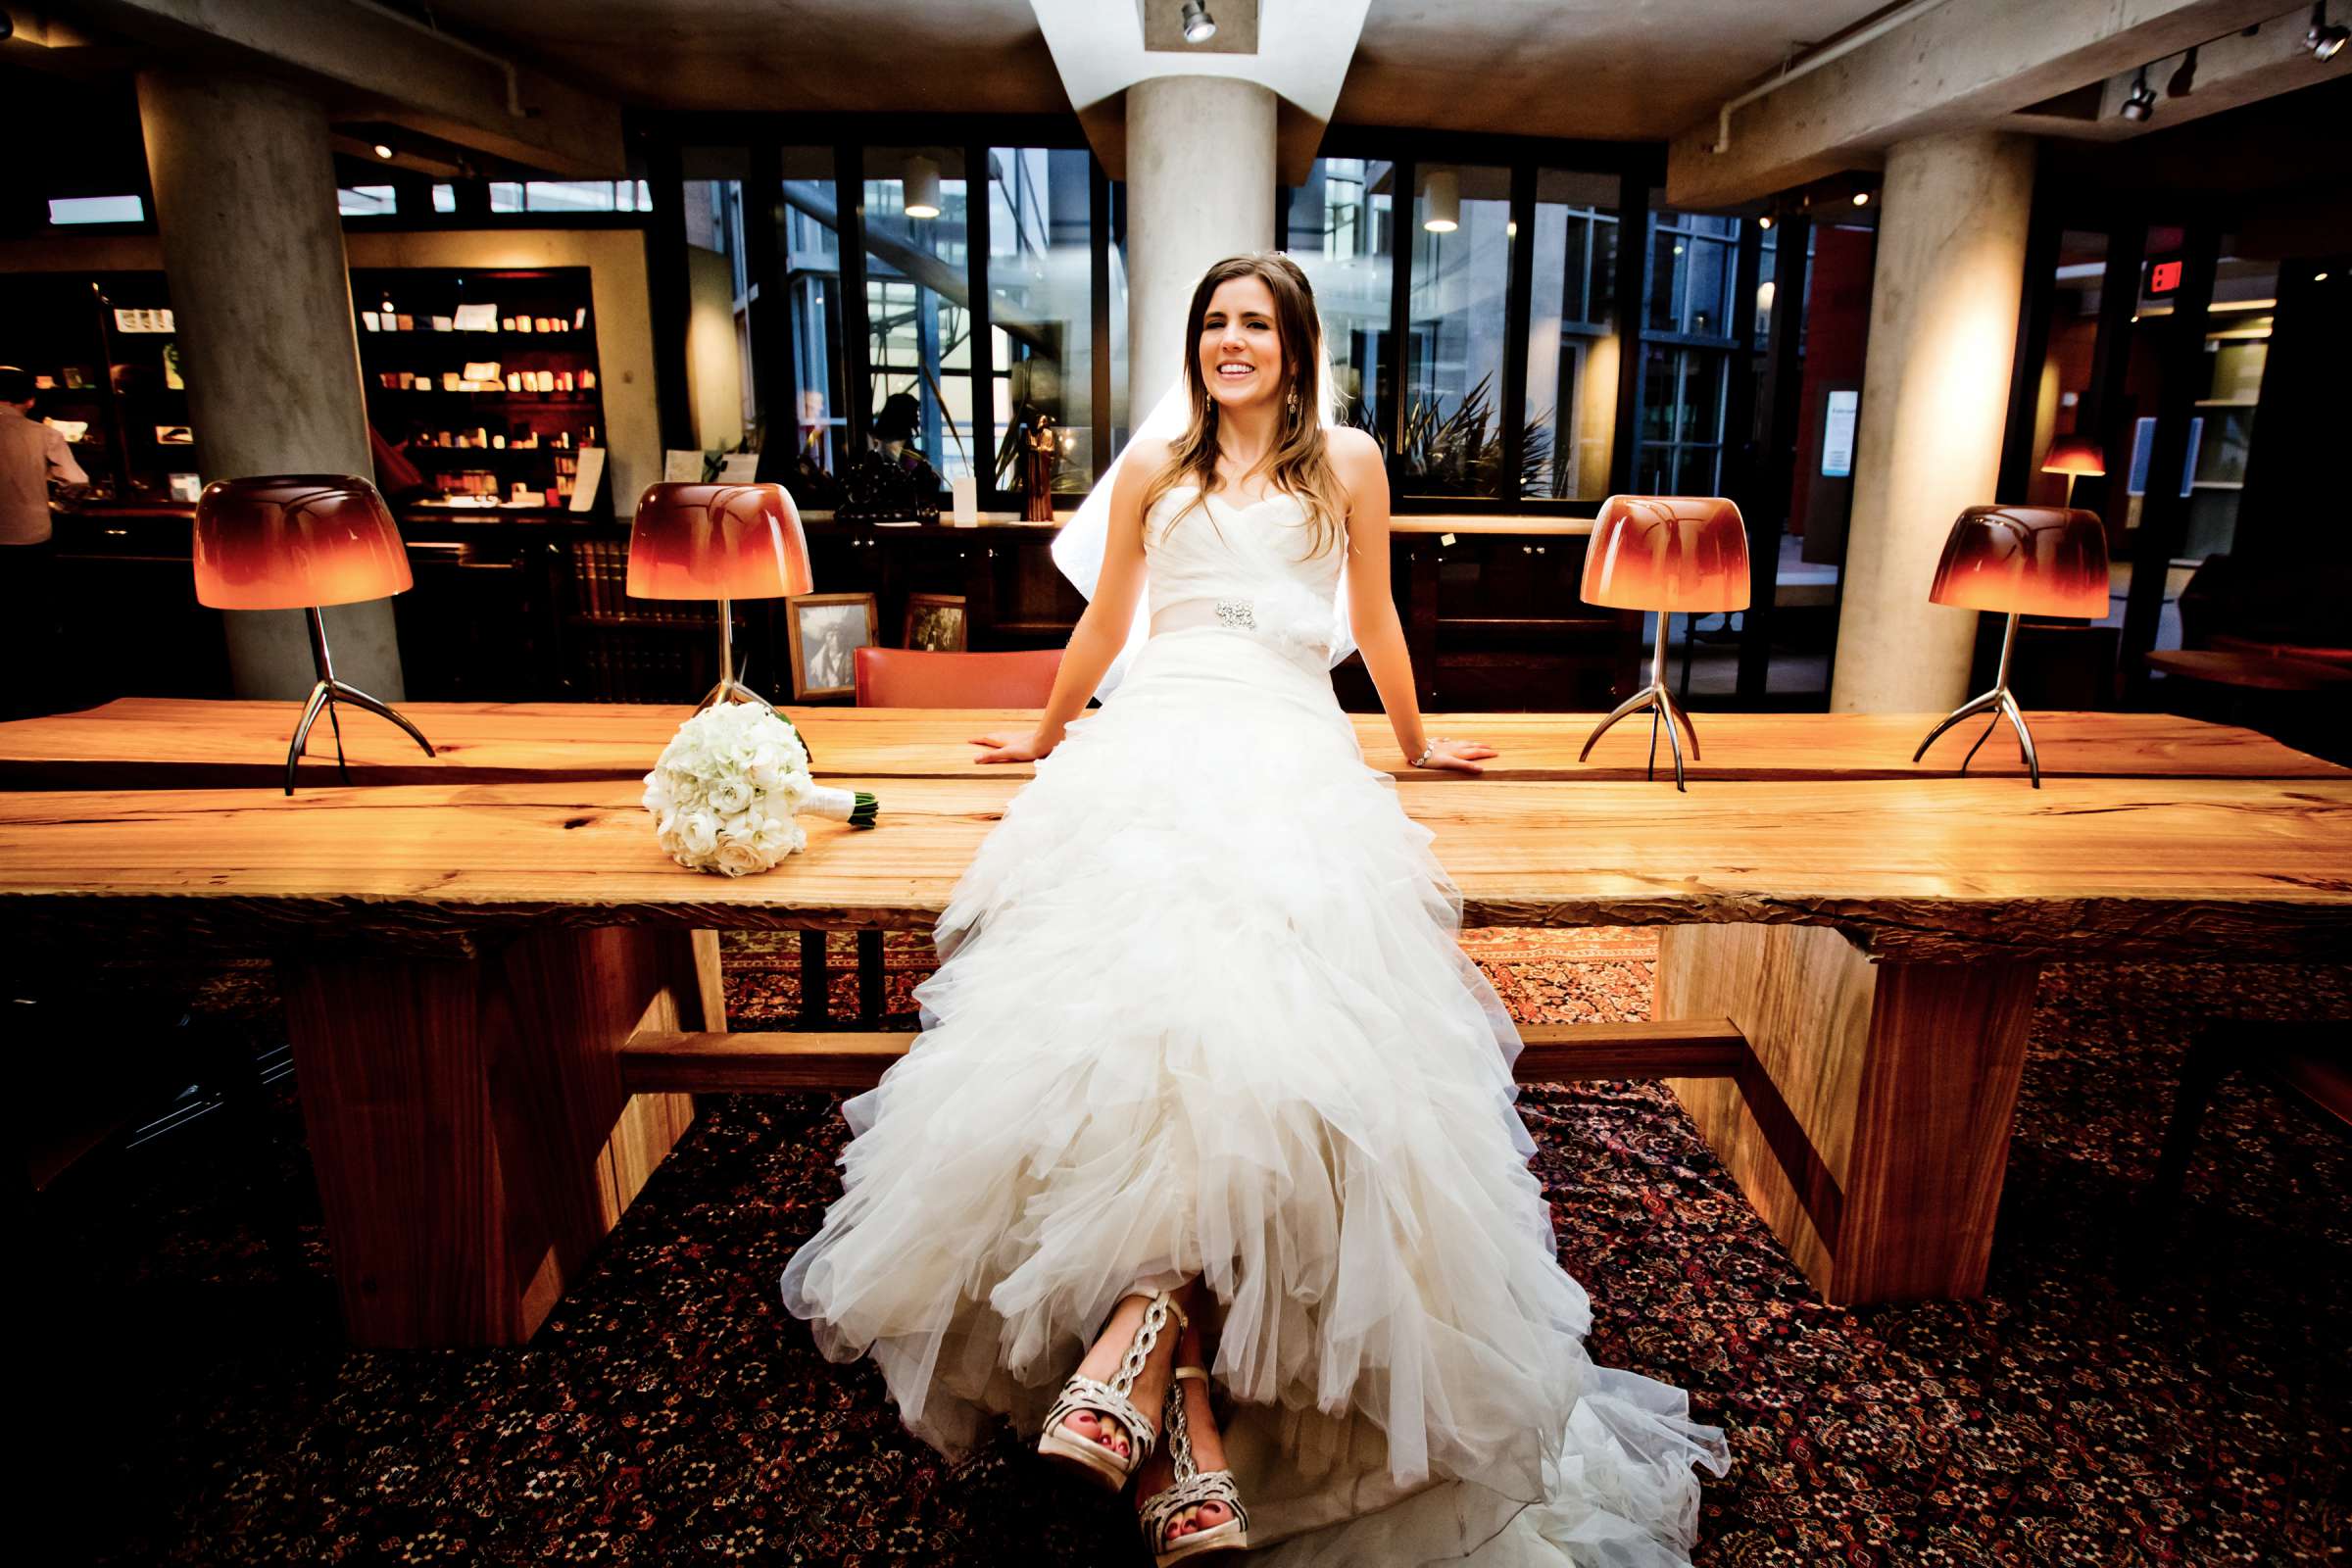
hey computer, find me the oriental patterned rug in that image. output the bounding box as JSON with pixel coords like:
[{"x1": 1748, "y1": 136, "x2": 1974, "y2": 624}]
[{"x1": 35, "y1": 933, "x2": 2351, "y2": 1566}]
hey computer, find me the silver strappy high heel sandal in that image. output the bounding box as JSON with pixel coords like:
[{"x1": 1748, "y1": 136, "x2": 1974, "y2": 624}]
[
  {"x1": 1036, "y1": 1289, "x2": 1185, "y2": 1491},
  {"x1": 1139, "y1": 1363, "x2": 1250, "y2": 1565}
]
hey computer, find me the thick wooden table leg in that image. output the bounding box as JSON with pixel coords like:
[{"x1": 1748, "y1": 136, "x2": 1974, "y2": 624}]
[
  {"x1": 1658, "y1": 923, "x2": 2038, "y2": 1304},
  {"x1": 278, "y1": 926, "x2": 704, "y2": 1347},
  {"x1": 691, "y1": 928, "x2": 728, "y2": 1031}
]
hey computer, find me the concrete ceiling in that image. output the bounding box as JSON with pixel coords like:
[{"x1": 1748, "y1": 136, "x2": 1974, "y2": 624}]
[
  {"x1": 413, "y1": 0, "x2": 1068, "y2": 116},
  {"x1": 384, "y1": 0, "x2": 1905, "y2": 140},
  {"x1": 1336, "y1": 0, "x2": 1898, "y2": 139}
]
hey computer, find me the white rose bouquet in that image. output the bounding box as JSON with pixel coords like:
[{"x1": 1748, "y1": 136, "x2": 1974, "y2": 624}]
[{"x1": 642, "y1": 703, "x2": 878, "y2": 876}]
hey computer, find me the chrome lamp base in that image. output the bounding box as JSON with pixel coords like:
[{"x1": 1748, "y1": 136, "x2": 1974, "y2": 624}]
[
  {"x1": 1580, "y1": 609, "x2": 1702, "y2": 792},
  {"x1": 692, "y1": 597, "x2": 811, "y2": 761},
  {"x1": 1911, "y1": 610, "x2": 2041, "y2": 787},
  {"x1": 286, "y1": 606, "x2": 434, "y2": 794}
]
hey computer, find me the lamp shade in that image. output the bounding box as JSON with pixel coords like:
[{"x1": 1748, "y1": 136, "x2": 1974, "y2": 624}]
[
  {"x1": 192, "y1": 474, "x2": 411, "y2": 611},
  {"x1": 1580, "y1": 495, "x2": 1751, "y2": 612},
  {"x1": 2039, "y1": 436, "x2": 2105, "y2": 477},
  {"x1": 1927, "y1": 505, "x2": 2110, "y2": 617},
  {"x1": 627, "y1": 481, "x2": 813, "y2": 601}
]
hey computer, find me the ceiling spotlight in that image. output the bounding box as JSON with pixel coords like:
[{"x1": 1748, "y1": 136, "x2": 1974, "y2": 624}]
[
  {"x1": 373, "y1": 143, "x2": 394, "y2": 160},
  {"x1": 1422, "y1": 171, "x2": 1459, "y2": 233},
  {"x1": 1181, "y1": 0, "x2": 1217, "y2": 44},
  {"x1": 1758, "y1": 215, "x2": 1774, "y2": 229},
  {"x1": 2121, "y1": 68, "x2": 2157, "y2": 122},
  {"x1": 2305, "y1": 3, "x2": 2349, "y2": 60},
  {"x1": 1851, "y1": 190, "x2": 1871, "y2": 207},
  {"x1": 903, "y1": 155, "x2": 942, "y2": 220}
]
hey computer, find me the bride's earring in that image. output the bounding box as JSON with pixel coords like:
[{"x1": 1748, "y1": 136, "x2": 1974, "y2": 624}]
[{"x1": 1286, "y1": 382, "x2": 1300, "y2": 416}]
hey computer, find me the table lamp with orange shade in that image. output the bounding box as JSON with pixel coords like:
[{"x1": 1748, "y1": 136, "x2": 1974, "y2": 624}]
[
  {"x1": 1576, "y1": 494, "x2": 1751, "y2": 792},
  {"x1": 1911, "y1": 504, "x2": 2111, "y2": 788},
  {"x1": 192, "y1": 473, "x2": 434, "y2": 795},
  {"x1": 2038, "y1": 435, "x2": 2105, "y2": 506},
  {"x1": 627, "y1": 481, "x2": 813, "y2": 713}
]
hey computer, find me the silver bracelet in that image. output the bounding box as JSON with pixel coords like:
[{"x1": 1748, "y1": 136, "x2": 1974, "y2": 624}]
[{"x1": 1411, "y1": 738, "x2": 1447, "y2": 768}]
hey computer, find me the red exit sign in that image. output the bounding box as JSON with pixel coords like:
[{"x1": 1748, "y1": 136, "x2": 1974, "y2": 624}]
[{"x1": 2146, "y1": 258, "x2": 2184, "y2": 295}]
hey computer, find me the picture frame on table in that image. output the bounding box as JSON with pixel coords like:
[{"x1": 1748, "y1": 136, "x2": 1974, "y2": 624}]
[
  {"x1": 904, "y1": 593, "x2": 968, "y2": 654},
  {"x1": 788, "y1": 592, "x2": 879, "y2": 701}
]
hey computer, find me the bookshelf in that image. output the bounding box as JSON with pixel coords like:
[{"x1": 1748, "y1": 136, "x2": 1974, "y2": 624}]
[{"x1": 351, "y1": 268, "x2": 609, "y2": 510}]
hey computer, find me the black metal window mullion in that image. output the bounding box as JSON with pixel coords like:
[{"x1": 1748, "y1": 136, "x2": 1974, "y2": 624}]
[
  {"x1": 835, "y1": 142, "x2": 870, "y2": 459},
  {"x1": 744, "y1": 143, "x2": 788, "y2": 452},
  {"x1": 1090, "y1": 156, "x2": 1112, "y2": 479},
  {"x1": 1497, "y1": 161, "x2": 1537, "y2": 503},
  {"x1": 967, "y1": 140, "x2": 996, "y2": 503},
  {"x1": 1608, "y1": 170, "x2": 1652, "y2": 495},
  {"x1": 1385, "y1": 156, "x2": 1415, "y2": 460}
]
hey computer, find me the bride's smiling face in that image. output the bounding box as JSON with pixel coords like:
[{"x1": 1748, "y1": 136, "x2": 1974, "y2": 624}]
[{"x1": 1198, "y1": 274, "x2": 1285, "y2": 415}]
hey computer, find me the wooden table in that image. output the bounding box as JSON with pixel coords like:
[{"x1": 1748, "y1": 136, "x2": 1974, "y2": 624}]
[
  {"x1": 1, "y1": 703, "x2": 2346, "y2": 1343},
  {"x1": 3, "y1": 699, "x2": 2338, "y2": 788}
]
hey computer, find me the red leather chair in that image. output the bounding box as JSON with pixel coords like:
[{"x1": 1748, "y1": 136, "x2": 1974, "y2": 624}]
[
  {"x1": 853, "y1": 646, "x2": 1062, "y2": 709},
  {"x1": 804, "y1": 647, "x2": 1064, "y2": 1026}
]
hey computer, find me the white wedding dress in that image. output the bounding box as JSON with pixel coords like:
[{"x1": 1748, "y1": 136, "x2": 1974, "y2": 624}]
[{"x1": 782, "y1": 484, "x2": 1729, "y2": 1564}]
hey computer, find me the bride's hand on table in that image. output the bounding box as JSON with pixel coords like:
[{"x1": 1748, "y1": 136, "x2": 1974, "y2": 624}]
[
  {"x1": 1411, "y1": 738, "x2": 1498, "y2": 775},
  {"x1": 970, "y1": 731, "x2": 1056, "y2": 764}
]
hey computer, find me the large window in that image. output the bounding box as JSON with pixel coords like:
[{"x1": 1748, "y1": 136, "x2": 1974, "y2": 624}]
[
  {"x1": 988, "y1": 148, "x2": 1099, "y2": 490},
  {"x1": 1636, "y1": 210, "x2": 1742, "y2": 494},
  {"x1": 779, "y1": 153, "x2": 847, "y2": 474},
  {"x1": 661, "y1": 135, "x2": 1779, "y2": 514},
  {"x1": 1285, "y1": 159, "x2": 1394, "y2": 434},
  {"x1": 862, "y1": 148, "x2": 976, "y2": 484},
  {"x1": 1402, "y1": 163, "x2": 1515, "y2": 497},
  {"x1": 1526, "y1": 172, "x2": 1620, "y2": 501}
]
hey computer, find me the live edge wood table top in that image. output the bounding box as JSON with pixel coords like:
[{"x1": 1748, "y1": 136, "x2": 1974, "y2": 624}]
[
  {"x1": 1, "y1": 699, "x2": 2344, "y2": 1341},
  {"x1": 0, "y1": 772, "x2": 2346, "y2": 965},
  {"x1": 0, "y1": 699, "x2": 2339, "y2": 789}
]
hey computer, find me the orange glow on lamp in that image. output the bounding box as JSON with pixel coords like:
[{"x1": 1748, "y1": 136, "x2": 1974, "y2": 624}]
[
  {"x1": 627, "y1": 481, "x2": 813, "y2": 713},
  {"x1": 192, "y1": 474, "x2": 434, "y2": 794},
  {"x1": 1576, "y1": 495, "x2": 1751, "y2": 791},
  {"x1": 2038, "y1": 436, "x2": 2105, "y2": 506},
  {"x1": 1911, "y1": 504, "x2": 2111, "y2": 788}
]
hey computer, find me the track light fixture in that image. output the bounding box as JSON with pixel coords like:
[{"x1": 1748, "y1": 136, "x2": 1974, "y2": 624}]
[
  {"x1": 2120, "y1": 68, "x2": 2157, "y2": 122},
  {"x1": 1181, "y1": 0, "x2": 1217, "y2": 44},
  {"x1": 2306, "y1": 2, "x2": 2349, "y2": 59}
]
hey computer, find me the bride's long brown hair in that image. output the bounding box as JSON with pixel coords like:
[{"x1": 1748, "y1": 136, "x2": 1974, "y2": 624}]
[{"x1": 1140, "y1": 253, "x2": 1348, "y2": 559}]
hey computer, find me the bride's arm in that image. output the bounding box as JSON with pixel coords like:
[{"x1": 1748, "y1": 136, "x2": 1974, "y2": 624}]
[
  {"x1": 970, "y1": 441, "x2": 1158, "y2": 763},
  {"x1": 1336, "y1": 430, "x2": 1495, "y2": 774}
]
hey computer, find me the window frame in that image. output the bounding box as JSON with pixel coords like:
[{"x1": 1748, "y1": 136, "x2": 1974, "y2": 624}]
[{"x1": 640, "y1": 116, "x2": 1716, "y2": 515}]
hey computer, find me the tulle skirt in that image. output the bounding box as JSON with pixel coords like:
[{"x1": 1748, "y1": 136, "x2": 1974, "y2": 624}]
[{"x1": 781, "y1": 626, "x2": 1728, "y2": 1562}]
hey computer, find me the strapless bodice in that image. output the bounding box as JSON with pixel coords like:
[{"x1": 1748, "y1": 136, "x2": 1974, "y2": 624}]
[{"x1": 1145, "y1": 485, "x2": 1345, "y2": 665}]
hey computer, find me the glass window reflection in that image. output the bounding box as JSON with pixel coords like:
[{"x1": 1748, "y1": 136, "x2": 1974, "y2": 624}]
[
  {"x1": 988, "y1": 147, "x2": 1096, "y2": 496},
  {"x1": 1403, "y1": 163, "x2": 1514, "y2": 497},
  {"x1": 1285, "y1": 158, "x2": 1394, "y2": 438}
]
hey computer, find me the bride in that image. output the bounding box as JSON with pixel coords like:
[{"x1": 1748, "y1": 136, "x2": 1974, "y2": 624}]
[{"x1": 782, "y1": 252, "x2": 1728, "y2": 1565}]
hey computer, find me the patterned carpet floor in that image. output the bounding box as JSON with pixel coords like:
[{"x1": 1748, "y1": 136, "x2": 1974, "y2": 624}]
[{"x1": 27, "y1": 930, "x2": 2350, "y2": 1566}]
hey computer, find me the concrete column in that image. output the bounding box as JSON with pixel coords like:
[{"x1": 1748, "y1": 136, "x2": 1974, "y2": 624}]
[
  {"x1": 1124, "y1": 75, "x2": 1278, "y2": 416},
  {"x1": 1829, "y1": 130, "x2": 2035, "y2": 713},
  {"x1": 136, "y1": 72, "x2": 406, "y2": 701}
]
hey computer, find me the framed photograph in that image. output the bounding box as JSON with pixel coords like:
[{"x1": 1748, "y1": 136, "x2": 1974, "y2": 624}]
[
  {"x1": 904, "y1": 593, "x2": 969, "y2": 654},
  {"x1": 788, "y1": 592, "x2": 879, "y2": 701}
]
